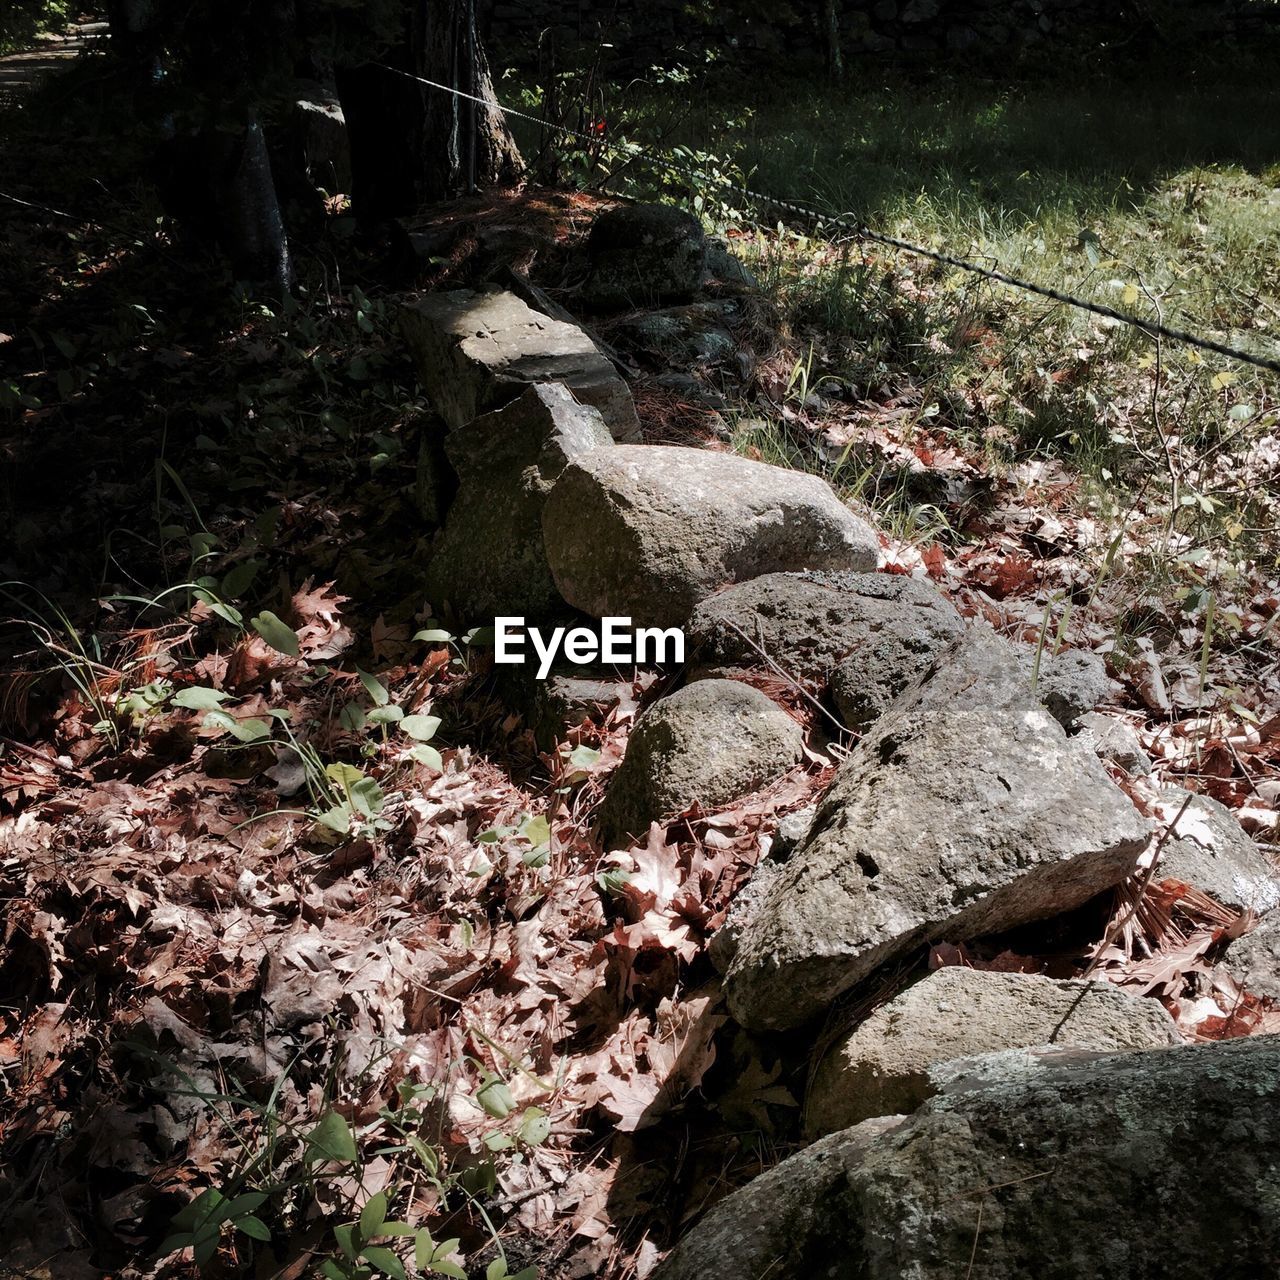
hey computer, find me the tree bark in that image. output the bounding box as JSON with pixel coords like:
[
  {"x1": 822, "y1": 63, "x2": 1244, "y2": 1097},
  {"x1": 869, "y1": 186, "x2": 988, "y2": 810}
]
[
  {"x1": 416, "y1": 0, "x2": 522, "y2": 198},
  {"x1": 823, "y1": 0, "x2": 845, "y2": 81}
]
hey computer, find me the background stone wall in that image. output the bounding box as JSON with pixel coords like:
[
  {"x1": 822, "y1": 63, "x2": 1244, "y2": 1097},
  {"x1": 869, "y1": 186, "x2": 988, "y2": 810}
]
[{"x1": 484, "y1": 0, "x2": 1275, "y2": 67}]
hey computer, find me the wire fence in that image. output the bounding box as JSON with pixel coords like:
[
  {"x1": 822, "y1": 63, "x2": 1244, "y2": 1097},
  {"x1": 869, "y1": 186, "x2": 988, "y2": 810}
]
[{"x1": 376, "y1": 62, "x2": 1280, "y2": 379}]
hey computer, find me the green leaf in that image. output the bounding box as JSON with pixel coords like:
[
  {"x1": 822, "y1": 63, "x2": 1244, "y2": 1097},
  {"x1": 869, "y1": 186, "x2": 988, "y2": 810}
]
[
  {"x1": 413, "y1": 628, "x2": 452, "y2": 644},
  {"x1": 410, "y1": 744, "x2": 443, "y2": 771},
  {"x1": 317, "y1": 804, "x2": 353, "y2": 835},
  {"x1": 251, "y1": 610, "x2": 300, "y2": 657},
  {"x1": 306, "y1": 1111, "x2": 358, "y2": 1163},
  {"x1": 414, "y1": 1229, "x2": 434, "y2": 1270},
  {"x1": 326, "y1": 762, "x2": 366, "y2": 790},
  {"x1": 225, "y1": 1192, "x2": 269, "y2": 1216},
  {"x1": 362, "y1": 1247, "x2": 406, "y2": 1280},
  {"x1": 567, "y1": 745, "x2": 600, "y2": 771},
  {"x1": 517, "y1": 1106, "x2": 551, "y2": 1147},
  {"x1": 173, "y1": 686, "x2": 231, "y2": 711},
  {"x1": 220, "y1": 559, "x2": 261, "y2": 599},
  {"x1": 401, "y1": 714, "x2": 441, "y2": 742},
  {"x1": 366, "y1": 704, "x2": 404, "y2": 725},
  {"x1": 475, "y1": 1074, "x2": 516, "y2": 1120},
  {"x1": 340, "y1": 702, "x2": 368, "y2": 732},
  {"x1": 407, "y1": 1136, "x2": 440, "y2": 1175},
  {"x1": 320, "y1": 1261, "x2": 348, "y2": 1280},
  {"x1": 349, "y1": 777, "x2": 385, "y2": 818},
  {"x1": 202, "y1": 710, "x2": 272, "y2": 743},
  {"x1": 463, "y1": 626, "x2": 494, "y2": 648},
  {"x1": 172, "y1": 1187, "x2": 227, "y2": 1231},
  {"x1": 429, "y1": 1264, "x2": 468, "y2": 1280},
  {"x1": 333, "y1": 1223, "x2": 359, "y2": 1261},
  {"x1": 192, "y1": 586, "x2": 244, "y2": 626},
  {"x1": 358, "y1": 667, "x2": 390, "y2": 706},
  {"x1": 519, "y1": 814, "x2": 550, "y2": 847},
  {"x1": 359, "y1": 1192, "x2": 388, "y2": 1239},
  {"x1": 236, "y1": 1214, "x2": 271, "y2": 1241}
]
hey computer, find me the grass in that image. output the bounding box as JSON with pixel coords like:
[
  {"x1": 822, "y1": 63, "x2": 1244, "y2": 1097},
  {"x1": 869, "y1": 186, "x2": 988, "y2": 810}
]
[
  {"x1": 504, "y1": 45, "x2": 1280, "y2": 719},
  {"x1": 550, "y1": 53, "x2": 1279, "y2": 556}
]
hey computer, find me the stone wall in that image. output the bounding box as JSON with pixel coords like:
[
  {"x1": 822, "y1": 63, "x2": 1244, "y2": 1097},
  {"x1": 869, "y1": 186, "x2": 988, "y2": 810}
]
[{"x1": 484, "y1": 0, "x2": 1273, "y2": 67}]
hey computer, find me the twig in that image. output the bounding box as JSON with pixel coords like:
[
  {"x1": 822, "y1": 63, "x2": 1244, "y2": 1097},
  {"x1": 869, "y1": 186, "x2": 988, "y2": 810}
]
[
  {"x1": 1082, "y1": 790, "x2": 1195, "y2": 977},
  {"x1": 715, "y1": 617, "x2": 848, "y2": 736}
]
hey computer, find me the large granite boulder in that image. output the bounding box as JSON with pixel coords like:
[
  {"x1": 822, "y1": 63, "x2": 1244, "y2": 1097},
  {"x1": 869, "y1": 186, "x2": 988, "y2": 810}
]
[
  {"x1": 688, "y1": 570, "x2": 963, "y2": 729},
  {"x1": 542, "y1": 447, "x2": 880, "y2": 628},
  {"x1": 599, "y1": 680, "x2": 804, "y2": 846},
  {"x1": 653, "y1": 1036, "x2": 1280, "y2": 1280},
  {"x1": 399, "y1": 287, "x2": 639, "y2": 440},
  {"x1": 424, "y1": 384, "x2": 613, "y2": 619},
  {"x1": 724, "y1": 627, "x2": 1152, "y2": 1031},
  {"x1": 581, "y1": 203, "x2": 706, "y2": 309},
  {"x1": 806, "y1": 966, "x2": 1179, "y2": 1135}
]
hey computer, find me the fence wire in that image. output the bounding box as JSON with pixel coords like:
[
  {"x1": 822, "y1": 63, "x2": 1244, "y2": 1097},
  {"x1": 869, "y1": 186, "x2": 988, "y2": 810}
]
[{"x1": 376, "y1": 62, "x2": 1280, "y2": 379}]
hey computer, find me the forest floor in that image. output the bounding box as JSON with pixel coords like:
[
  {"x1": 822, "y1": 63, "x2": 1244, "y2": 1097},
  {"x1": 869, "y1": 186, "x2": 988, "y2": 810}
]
[{"x1": 1, "y1": 32, "x2": 1279, "y2": 1280}]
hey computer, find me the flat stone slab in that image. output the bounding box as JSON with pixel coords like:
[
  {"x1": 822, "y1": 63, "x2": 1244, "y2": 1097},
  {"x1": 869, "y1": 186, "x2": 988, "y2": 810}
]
[
  {"x1": 724, "y1": 627, "x2": 1151, "y2": 1031},
  {"x1": 399, "y1": 286, "x2": 640, "y2": 439},
  {"x1": 806, "y1": 966, "x2": 1178, "y2": 1135},
  {"x1": 542, "y1": 446, "x2": 880, "y2": 628},
  {"x1": 653, "y1": 1036, "x2": 1280, "y2": 1280}
]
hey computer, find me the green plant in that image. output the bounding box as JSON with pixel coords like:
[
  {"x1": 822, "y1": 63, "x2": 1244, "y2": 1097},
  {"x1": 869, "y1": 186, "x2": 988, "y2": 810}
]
[{"x1": 146, "y1": 1042, "x2": 544, "y2": 1279}]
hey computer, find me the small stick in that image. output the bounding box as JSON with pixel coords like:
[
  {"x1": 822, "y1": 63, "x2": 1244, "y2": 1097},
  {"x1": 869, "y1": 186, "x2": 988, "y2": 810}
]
[
  {"x1": 717, "y1": 617, "x2": 848, "y2": 736},
  {"x1": 1082, "y1": 791, "x2": 1195, "y2": 978}
]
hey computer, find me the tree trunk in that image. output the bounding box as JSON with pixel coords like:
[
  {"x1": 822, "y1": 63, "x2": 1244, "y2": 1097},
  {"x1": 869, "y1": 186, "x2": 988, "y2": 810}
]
[
  {"x1": 823, "y1": 0, "x2": 845, "y2": 81},
  {"x1": 416, "y1": 0, "x2": 522, "y2": 198},
  {"x1": 336, "y1": 0, "x2": 521, "y2": 226},
  {"x1": 213, "y1": 114, "x2": 294, "y2": 296}
]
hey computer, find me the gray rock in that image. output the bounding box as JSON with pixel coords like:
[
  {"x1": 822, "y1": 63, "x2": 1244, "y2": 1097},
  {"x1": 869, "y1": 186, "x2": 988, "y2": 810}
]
[
  {"x1": 709, "y1": 856, "x2": 785, "y2": 976},
  {"x1": 499, "y1": 663, "x2": 634, "y2": 750},
  {"x1": 1223, "y1": 911, "x2": 1280, "y2": 999},
  {"x1": 542, "y1": 447, "x2": 880, "y2": 628},
  {"x1": 772, "y1": 805, "x2": 816, "y2": 859},
  {"x1": 806, "y1": 966, "x2": 1179, "y2": 1136},
  {"x1": 1032, "y1": 646, "x2": 1115, "y2": 727},
  {"x1": 599, "y1": 680, "x2": 803, "y2": 846},
  {"x1": 609, "y1": 302, "x2": 738, "y2": 367},
  {"x1": 1154, "y1": 786, "x2": 1280, "y2": 914},
  {"x1": 689, "y1": 572, "x2": 962, "y2": 730},
  {"x1": 1076, "y1": 710, "x2": 1152, "y2": 775},
  {"x1": 709, "y1": 806, "x2": 816, "y2": 974},
  {"x1": 703, "y1": 235, "x2": 757, "y2": 290},
  {"x1": 724, "y1": 628, "x2": 1151, "y2": 1031},
  {"x1": 581, "y1": 204, "x2": 706, "y2": 309},
  {"x1": 653, "y1": 1036, "x2": 1280, "y2": 1280},
  {"x1": 425, "y1": 384, "x2": 614, "y2": 620},
  {"x1": 399, "y1": 287, "x2": 640, "y2": 440}
]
